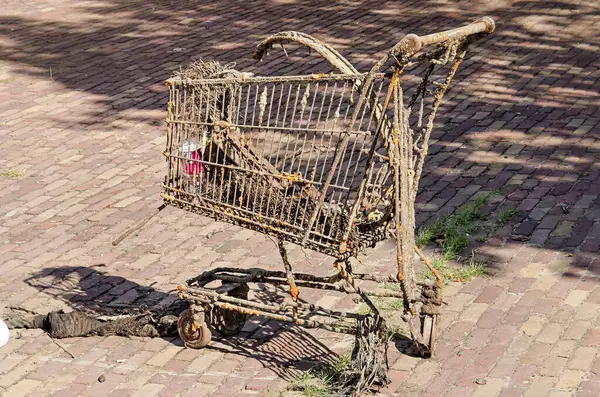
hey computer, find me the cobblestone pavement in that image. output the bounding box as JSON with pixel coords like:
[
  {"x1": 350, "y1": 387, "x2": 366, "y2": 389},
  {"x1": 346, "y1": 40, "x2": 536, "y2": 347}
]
[{"x1": 1, "y1": 0, "x2": 599, "y2": 396}]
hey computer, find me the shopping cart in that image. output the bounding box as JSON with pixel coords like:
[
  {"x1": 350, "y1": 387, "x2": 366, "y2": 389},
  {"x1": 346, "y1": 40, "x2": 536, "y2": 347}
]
[{"x1": 117, "y1": 17, "x2": 494, "y2": 394}]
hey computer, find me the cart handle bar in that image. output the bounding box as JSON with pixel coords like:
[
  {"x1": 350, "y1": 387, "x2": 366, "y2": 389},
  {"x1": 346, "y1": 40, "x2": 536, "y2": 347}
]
[
  {"x1": 421, "y1": 17, "x2": 494, "y2": 47},
  {"x1": 388, "y1": 17, "x2": 495, "y2": 60}
]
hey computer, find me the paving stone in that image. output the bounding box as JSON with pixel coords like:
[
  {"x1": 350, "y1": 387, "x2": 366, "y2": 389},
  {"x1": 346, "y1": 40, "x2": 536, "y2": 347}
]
[
  {"x1": 569, "y1": 347, "x2": 598, "y2": 371},
  {"x1": 575, "y1": 303, "x2": 600, "y2": 321},
  {"x1": 551, "y1": 221, "x2": 575, "y2": 237},
  {"x1": 540, "y1": 354, "x2": 569, "y2": 377},
  {"x1": 378, "y1": 370, "x2": 410, "y2": 394},
  {"x1": 489, "y1": 355, "x2": 519, "y2": 378},
  {"x1": 520, "y1": 315, "x2": 548, "y2": 337},
  {"x1": 523, "y1": 377, "x2": 556, "y2": 397},
  {"x1": 522, "y1": 341, "x2": 552, "y2": 366},
  {"x1": 537, "y1": 323, "x2": 565, "y2": 344},
  {"x1": 564, "y1": 321, "x2": 592, "y2": 341},
  {"x1": 498, "y1": 386, "x2": 525, "y2": 397},
  {"x1": 513, "y1": 221, "x2": 538, "y2": 237},
  {"x1": 472, "y1": 378, "x2": 507, "y2": 397},
  {"x1": 0, "y1": 1, "x2": 598, "y2": 396},
  {"x1": 576, "y1": 380, "x2": 600, "y2": 397},
  {"x1": 565, "y1": 290, "x2": 591, "y2": 307},
  {"x1": 477, "y1": 309, "x2": 504, "y2": 329},
  {"x1": 509, "y1": 278, "x2": 536, "y2": 294},
  {"x1": 583, "y1": 328, "x2": 600, "y2": 347},
  {"x1": 403, "y1": 361, "x2": 440, "y2": 388},
  {"x1": 556, "y1": 370, "x2": 585, "y2": 390},
  {"x1": 391, "y1": 355, "x2": 421, "y2": 372},
  {"x1": 4, "y1": 378, "x2": 42, "y2": 397},
  {"x1": 459, "y1": 303, "x2": 490, "y2": 323},
  {"x1": 475, "y1": 286, "x2": 504, "y2": 304},
  {"x1": 547, "y1": 391, "x2": 573, "y2": 397}
]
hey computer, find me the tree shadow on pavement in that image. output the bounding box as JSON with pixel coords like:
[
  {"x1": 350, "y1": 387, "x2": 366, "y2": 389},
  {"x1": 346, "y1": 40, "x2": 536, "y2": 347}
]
[
  {"x1": 2, "y1": 0, "x2": 597, "y2": 277},
  {"x1": 22, "y1": 264, "x2": 415, "y2": 382}
]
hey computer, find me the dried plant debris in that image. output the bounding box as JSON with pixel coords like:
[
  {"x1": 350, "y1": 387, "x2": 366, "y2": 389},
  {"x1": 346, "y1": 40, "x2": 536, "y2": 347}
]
[
  {"x1": 3, "y1": 302, "x2": 188, "y2": 339},
  {"x1": 173, "y1": 59, "x2": 252, "y2": 81}
]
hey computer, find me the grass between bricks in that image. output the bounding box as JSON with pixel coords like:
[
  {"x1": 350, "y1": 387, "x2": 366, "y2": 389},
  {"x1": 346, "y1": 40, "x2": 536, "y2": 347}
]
[
  {"x1": 416, "y1": 192, "x2": 494, "y2": 260},
  {"x1": 357, "y1": 282, "x2": 404, "y2": 316},
  {"x1": 285, "y1": 193, "x2": 521, "y2": 396},
  {"x1": 498, "y1": 207, "x2": 520, "y2": 225},
  {"x1": 285, "y1": 324, "x2": 408, "y2": 396},
  {"x1": 357, "y1": 193, "x2": 513, "y2": 330},
  {"x1": 423, "y1": 252, "x2": 487, "y2": 283},
  {"x1": 0, "y1": 169, "x2": 24, "y2": 178},
  {"x1": 417, "y1": 191, "x2": 519, "y2": 283},
  {"x1": 287, "y1": 353, "x2": 351, "y2": 397}
]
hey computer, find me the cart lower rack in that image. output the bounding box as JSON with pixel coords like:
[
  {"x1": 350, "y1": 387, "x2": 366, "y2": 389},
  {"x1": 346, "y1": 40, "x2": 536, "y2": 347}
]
[{"x1": 116, "y1": 16, "x2": 494, "y2": 395}]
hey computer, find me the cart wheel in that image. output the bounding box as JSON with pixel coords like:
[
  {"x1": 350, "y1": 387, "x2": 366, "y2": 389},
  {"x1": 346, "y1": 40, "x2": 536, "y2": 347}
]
[
  {"x1": 177, "y1": 309, "x2": 211, "y2": 349},
  {"x1": 212, "y1": 283, "x2": 249, "y2": 336},
  {"x1": 421, "y1": 314, "x2": 438, "y2": 356},
  {"x1": 213, "y1": 307, "x2": 247, "y2": 336}
]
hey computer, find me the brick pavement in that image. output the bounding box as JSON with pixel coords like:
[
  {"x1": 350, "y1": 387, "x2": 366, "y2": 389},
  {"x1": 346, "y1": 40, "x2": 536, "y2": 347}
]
[{"x1": 0, "y1": 0, "x2": 599, "y2": 396}]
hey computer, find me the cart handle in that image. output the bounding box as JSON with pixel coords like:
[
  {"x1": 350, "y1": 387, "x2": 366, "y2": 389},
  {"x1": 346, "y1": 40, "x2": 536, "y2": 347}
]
[
  {"x1": 390, "y1": 17, "x2": 495, "y2": 59},
  {"x1": 420, "y1": 17, "x2": 495, "y2": 47},
  {"x1": 369, "y1": 16, "x2": 494, "y2": 74}
]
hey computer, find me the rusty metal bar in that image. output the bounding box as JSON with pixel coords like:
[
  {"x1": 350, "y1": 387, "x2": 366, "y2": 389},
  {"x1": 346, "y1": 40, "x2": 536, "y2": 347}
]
[
  {"x1": 186, "y1": 267, "x2": 405, "y2": 298},
  {"x1": 210, "y1": 300, "x2": 356, "y2": 334},
  {"x1": 167, "y1": 73, "x2": 385, "y2": 86},
  {"x1": 185, "y1": 285, "x2": 365, "y2": 321},
  {"x1": 419, "y1": 17, "x2": 495, "y2": 47}
]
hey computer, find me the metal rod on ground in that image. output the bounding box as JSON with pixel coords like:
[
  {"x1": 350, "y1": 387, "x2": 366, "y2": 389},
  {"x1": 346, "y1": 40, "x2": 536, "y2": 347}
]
[{"x1": 112, "y1": 204, "x2": 167, "y2": 246}]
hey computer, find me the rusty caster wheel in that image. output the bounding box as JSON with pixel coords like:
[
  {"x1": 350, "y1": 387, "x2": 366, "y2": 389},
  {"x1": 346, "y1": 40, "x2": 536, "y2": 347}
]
[
  {"x1": 420, "y1": 314, "x2": 438, "y2": 357},
  {"x1": 212, "y1": 282, "x2": 249, "y2": 337},
  {"x1": 212, "y1": 307, "x2": 247, "y2": 336},
  {"x1": 177, "y1": 309, "x2": 211, "y2": 349}
]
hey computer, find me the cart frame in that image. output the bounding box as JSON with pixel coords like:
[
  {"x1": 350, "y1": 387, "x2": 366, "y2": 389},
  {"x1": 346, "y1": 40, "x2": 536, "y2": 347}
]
[{"x1": 116, "y1": 16, "x2": 495, "y2": 395}]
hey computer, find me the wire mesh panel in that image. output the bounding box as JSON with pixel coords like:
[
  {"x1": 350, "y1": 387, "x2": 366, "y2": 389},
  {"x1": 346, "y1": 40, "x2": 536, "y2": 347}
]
[
  {"x1": 164, "y1": 74, "x2": 392, "y2": 255},
  {"x1": 162, "y1": 17, "x2": 495, "y2": 264},
  {"x1": 164, "y1": 53, "x2": 475, "y2": 256}
]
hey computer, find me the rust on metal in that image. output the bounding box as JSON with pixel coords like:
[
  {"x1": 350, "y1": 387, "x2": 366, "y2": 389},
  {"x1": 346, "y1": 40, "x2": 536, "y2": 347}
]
[
  {"x1": 289, "y1": 283, "x2": 300, "y2": 300},
  {"x1": 415, "y1": 245, "x2": 442, "y2": 286},
  {"x1": 149, "y1": 17, "x2": 496, "y2": 396}
]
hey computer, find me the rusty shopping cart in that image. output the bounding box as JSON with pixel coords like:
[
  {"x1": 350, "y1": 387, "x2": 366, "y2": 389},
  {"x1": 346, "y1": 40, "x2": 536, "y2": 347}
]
[{"x1": 119, "y1": 17, "x2": 494, "y2": 394}]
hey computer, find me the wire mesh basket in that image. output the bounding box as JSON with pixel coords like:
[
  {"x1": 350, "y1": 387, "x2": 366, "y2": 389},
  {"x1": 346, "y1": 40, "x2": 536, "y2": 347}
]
[{"x1": 164, "y1": 72, "x2": 399, "y2": 256}]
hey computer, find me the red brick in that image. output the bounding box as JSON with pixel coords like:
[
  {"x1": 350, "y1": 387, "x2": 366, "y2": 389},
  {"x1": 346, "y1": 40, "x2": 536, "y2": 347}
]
[
  {"x1": 509, "y1": 278, "x2": 536, "y2": 294},
  {"x1": 508, "y1": 365, "x2": 537, "y2": 387},
  {"x1": 444, "y1": 321, "x2": 476, "y2": 341},
  {"x1": 583, "y1": 328, "x2": 600, "y2": 346},
  {"x1": 577, "y1": 380, "x2": 600, "y2": 397},
  {"x1": 475, "y1": 286, "x2": 504, "y2": 304},
  {"x1": 443, "y1": 348, "x2": 477, "y2": 371},
  {"x1": 51, "y1": 384, "x2": 88, "y2": 397},
  {"x1": 497, "y1": 386, "x2": 524, "y2": 397},
  {"x1": 463, "y1": 328, "x2": 493, "y2": 349},
  {"x1": 378, "y1": 370, "x2": 410, "y2": 394},
  {"x1": 27, "y1": 361, "x2": 69, "y2": 381},
  {"x1": 503, "y1": 305, "x2": 532, "y2": 327},
  {"x1": 158, "y1": 376, "x2": 197, "y2": 397},
  {"x1": 2, "y1": 1, "x2": 600, "y2": 396},
  {"x1": 477, "y1": 309, "x2": 505, "y2": 329},
  {"x1": 533, "y1": 297, "x2": 561, "y2": 315},
  {"x1": 446, "y1": 386, "x2": 475, "y2": 397},
  {"x1": 489, "y1": 356, "x2": 519, "y2": 378}
]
